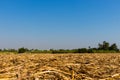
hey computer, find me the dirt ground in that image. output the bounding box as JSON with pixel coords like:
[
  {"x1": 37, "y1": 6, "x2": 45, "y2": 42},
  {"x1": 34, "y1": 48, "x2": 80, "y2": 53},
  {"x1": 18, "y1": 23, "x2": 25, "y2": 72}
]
[{"x1": 0, "y1": 53, "x2": 120, "y2": 80}]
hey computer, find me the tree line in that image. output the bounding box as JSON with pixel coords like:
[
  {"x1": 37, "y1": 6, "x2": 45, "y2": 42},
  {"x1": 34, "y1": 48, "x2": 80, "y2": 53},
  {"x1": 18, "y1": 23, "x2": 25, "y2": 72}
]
[{"x1": 0, "y1": 41, "x2": 119, "y2": 53}]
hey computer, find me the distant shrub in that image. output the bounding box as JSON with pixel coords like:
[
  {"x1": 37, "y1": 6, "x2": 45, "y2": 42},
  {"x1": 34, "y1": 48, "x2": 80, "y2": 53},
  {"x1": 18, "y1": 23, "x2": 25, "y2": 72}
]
[
  {"x1": 77, "y1": 48, "x2": 88, "y2": 53},
  {"x1": 18, "y1": 47, "x2": 27, "y2": 53}
]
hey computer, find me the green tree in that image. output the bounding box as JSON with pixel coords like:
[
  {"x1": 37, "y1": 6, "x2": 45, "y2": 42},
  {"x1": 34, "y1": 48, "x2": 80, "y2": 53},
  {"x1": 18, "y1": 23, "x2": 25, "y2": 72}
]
[
  {"x1": 103, "y1": 41, "x2": 110, "y2": 50},
  {"x1": 109, "y1": 43, "x2": 118, "y2": 51},
  {"x1": 18, "y1": 47, "x2": 28, "y2": 53},
  {"x1": 98, "y1": 41, "x2": 110, "y2": 50}
]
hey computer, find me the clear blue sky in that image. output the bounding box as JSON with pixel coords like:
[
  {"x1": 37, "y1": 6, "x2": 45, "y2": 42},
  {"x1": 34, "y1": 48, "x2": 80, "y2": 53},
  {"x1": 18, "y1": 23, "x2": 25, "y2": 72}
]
[{"x1": 0, "y1": 0, "x2": 120, "y2": 49}]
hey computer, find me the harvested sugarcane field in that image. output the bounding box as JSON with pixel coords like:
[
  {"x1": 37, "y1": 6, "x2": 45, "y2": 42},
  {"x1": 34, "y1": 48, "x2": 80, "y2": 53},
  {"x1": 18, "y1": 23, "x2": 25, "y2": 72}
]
[
  {"x1": 0, "y1": 53, "x2": 120, "y2": 80},
  {"x1": 1, "y1": 0, "x2": 120, "y2": 80}
]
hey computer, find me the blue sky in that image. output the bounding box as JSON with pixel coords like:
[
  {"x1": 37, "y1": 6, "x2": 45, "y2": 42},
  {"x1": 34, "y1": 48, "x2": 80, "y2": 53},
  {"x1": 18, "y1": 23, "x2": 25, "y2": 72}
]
[{"x1": 0, "y1": 0, "x2": 120, "y2": 49}]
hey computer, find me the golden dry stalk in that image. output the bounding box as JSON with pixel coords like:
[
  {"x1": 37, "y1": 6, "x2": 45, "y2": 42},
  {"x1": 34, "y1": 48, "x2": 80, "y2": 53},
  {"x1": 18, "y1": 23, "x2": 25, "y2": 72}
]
[{"x1": 0, "y1": 53, "x2": 119, "y2": 80}]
